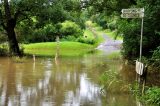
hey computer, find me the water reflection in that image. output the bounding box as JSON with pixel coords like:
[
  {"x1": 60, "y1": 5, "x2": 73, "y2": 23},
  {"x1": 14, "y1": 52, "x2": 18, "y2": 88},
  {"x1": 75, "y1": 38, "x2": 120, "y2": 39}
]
[{"x1": 0, "y1": 55, "x2": 148, "y2": 106}]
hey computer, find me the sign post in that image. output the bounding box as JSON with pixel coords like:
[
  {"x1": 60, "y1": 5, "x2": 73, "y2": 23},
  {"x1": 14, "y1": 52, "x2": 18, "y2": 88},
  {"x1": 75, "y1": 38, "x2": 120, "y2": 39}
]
[
  {"x1": 121, "y1": 8, "x2": 144, "y2": 18},
  {"x1": 121, "y1": 8, "x2": 146, "y2": 94},
  {"x1": 140, "y1": 17, "x2": 144, "y2": 61},
  {"x1": 121, "y1": 8, "x2": 144, "y2": 62}
]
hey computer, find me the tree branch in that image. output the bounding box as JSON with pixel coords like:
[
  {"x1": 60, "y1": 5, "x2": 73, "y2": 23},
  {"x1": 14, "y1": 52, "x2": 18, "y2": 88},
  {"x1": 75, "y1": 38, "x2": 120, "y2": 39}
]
[
  {"x1": 16, "y1": 11, "x2": 32, "y2": 23},
  {"x1": 14, "y1": 6, "x2": 33, "y2": 22}
]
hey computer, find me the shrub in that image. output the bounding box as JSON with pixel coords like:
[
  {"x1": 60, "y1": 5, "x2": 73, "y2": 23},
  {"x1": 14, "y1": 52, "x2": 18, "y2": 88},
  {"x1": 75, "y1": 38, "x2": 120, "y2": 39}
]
[
  {"x1": 152, "y1": 46, "x2": 160, "y2": 60},
  {"x1": 28, "y1": 24, "x2": 57, "y2": 43},
  {"x1": 0, "y1": 43, "x2": 9, "y2": 56},
  {"x1": 0, "y1": 34, "x2": 7, "y2": 43},
  {"x1": 77, "y1": 36, "x2": 96, "y2": 44},
  {"x1": 151, "y1": 46, "x2": 160, "y2": 69},
  {"x1": 0, "y1": 48, "x2": 8, "y2": 56},
  {"x1": 117, "y1": 19, "x2": 140, "y2": 59},
  {"x1": 143, "y1": 87, "x2": 160, "y2": 105},
  {"x1": 107, "y1": 21, "x2": 117, "y2": 31},
  {"x1": 60, "y1": 21, "x2": 83, "y2": 38}
]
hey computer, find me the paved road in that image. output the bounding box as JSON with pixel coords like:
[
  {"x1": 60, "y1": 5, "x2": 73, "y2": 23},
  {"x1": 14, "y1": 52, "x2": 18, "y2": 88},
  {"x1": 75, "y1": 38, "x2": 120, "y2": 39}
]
[{"x1": 96, "y1": 33, "x2": 123, "y2": 53}]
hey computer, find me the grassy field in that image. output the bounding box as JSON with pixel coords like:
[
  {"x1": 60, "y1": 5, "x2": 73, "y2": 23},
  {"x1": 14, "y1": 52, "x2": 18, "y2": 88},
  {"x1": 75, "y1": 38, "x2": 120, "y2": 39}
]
[
  {"x1": 23, "y1": 42, "x2": 94, "y2": 57},
  {"x1": 23, "y1": 25, "x2": 106, "y2": 57}
]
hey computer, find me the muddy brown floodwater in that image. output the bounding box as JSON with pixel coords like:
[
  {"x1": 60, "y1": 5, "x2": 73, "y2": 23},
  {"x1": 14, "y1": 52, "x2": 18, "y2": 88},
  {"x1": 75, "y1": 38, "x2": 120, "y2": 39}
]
[{"x1": 0, "y1": 52, "x2": 151, "y2": 106}]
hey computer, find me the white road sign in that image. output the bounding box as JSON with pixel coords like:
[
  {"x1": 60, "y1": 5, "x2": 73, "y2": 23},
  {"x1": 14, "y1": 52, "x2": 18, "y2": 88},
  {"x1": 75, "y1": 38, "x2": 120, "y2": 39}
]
[
  {"x1": 121, "y1": 8, "x2": 144, "y2": 13},
  {"x1": 121, "y1": 8, "x2": 144, "y2": 18},
  {"x1": 136, "y1": 60, "x2": 144, "y2": 75},
  {"x1": 121, "y1": 12, "x2": 144, "y2": 18}
]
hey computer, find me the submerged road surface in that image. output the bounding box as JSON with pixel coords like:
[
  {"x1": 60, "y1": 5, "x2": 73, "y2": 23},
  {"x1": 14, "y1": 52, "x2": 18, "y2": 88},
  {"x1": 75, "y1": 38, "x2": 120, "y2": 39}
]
[{"x1": 96, "y1": 33, "x2": 123, "y2": 53}]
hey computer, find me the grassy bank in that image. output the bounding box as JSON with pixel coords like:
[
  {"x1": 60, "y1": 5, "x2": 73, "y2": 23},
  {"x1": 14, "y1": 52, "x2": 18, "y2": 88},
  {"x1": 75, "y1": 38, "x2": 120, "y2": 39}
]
[
  {"x1": 83, "y1": 28, "x2": 104, "y2": 47},
  {"x1": 23, "y1": 42, "x2": 94, "y2": 57},
  {"x1": 86, "y1": 21, "x2": 123, "y2": 40}
]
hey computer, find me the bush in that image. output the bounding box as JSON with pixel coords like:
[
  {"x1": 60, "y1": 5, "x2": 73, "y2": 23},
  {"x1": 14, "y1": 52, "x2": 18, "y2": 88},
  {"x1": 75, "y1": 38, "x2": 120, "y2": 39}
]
[
  {"x1": 152, "y1": 46, "x2": 160, "y2": 60},
  {"x1": 107, "y1": 21, "x2": 117, "y2": 31},
  {"x1": 143, "y1": 87, "x2": 160, "y2": 105},
  {"x1": 150, "y1": 46, "x2": 160, "y2": 69},
  {"x1": 0, "y1": 48, "x2": 8, "y2": 56},
  {"x1": 117, "y1": 19, "x2": 141, "y2": 59},
  {"x1": 28, "y1": 24, "x2": 57, "y2": 43},
  {"x1": 0, "y1": 43, "x2": 9, "y2": 56},
  {"x1": 17, "y1": 21, "x2": 84, "y2": 43},
  {"x1": 77, "y1": 36, "x2": 96, "y2": 44},
  {"x1": 60, "y1": 20, "x2": 83, "y2": 38},
  {"x1": 0, "y1": 34, "x2": 7, "y2": 43}
]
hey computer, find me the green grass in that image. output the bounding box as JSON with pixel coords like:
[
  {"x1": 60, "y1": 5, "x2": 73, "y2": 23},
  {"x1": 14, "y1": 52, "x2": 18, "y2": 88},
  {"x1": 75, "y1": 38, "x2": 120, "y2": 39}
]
[
  {"x1": 142, "y1": 87, "x2": 160, "y2": 105},
  {"x1": 86, "y1": 21, "x2": 123, "y2": 40},
  {"x1": 85, "y1": 21, "x2": 106, "y2": 46},
  {"x1": 83, "y1": 28, "x2": 104, "y2": 47},
  {"x1": 84, "y1": 29, "x2": 95, "y2": 39},
  {"x1": 23, "y1": 42, "x2": 94, "y2": 57}
]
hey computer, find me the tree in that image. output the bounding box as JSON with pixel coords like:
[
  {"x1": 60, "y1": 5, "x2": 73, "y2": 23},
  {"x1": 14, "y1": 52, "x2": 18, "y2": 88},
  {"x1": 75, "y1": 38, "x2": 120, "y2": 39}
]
[
  {"x1": 0, "y1": 0, "x2": 63, "y2": 56},
  {"x1": 0, "y1": 0, "x2": 36, "y2": 56},
  {"x1": 85, "y1": 0, "x2": 160, "y2": 59},
  {"x1": 117, "y1": 0, "x2": 160, "y2": 59},
  {"x1": 0, "y1": 0, "x2": 90, "y2": 56},
  {"x1": 0, "y1": 0, "x2": 86, "y2": 56},
  {"x1": 0, "y1": 0, "x2": 21, "y2": 56},
  {"x1": 86, "y1": 0, "x2": 136, "y2": 15}
]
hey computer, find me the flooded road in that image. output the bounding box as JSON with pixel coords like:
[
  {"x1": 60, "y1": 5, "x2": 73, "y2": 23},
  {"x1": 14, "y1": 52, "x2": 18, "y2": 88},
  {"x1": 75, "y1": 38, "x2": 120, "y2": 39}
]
[
  {"x1": 0, "y1": 53, "x2": 144, "y2": 106},
  {"x1": 96, "y1": 33, "x2": 123, "y2": 53}
]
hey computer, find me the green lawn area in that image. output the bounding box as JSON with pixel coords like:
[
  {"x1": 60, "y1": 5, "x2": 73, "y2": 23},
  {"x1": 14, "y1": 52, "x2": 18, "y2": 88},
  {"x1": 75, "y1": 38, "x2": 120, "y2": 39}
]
[
  {"x1": 23, "y1": 24, "x2": 105, "y2": 57},
  {"x1": 23, "y1": 42, "x2": 94, "y2": 57},
  {"x1": 84, "y1": 29, "x2": 95, "y2": 39}
]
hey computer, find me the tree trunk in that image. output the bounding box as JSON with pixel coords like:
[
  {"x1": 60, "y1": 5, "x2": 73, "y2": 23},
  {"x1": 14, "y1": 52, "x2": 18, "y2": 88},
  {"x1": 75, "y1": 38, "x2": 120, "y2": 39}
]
[
  {"x1": 6, "y1": 24, "x2": 21, "y2": 56},
  {"x1": 3, "y1": 0, "x2": 21, "y2": 56},
  {"x1": 1, "y1": 17, "x2": 21, "y2": 56}
]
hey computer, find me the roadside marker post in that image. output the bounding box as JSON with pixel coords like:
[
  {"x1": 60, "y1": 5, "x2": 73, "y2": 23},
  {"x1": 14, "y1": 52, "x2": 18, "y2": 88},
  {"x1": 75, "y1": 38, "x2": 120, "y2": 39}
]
[
  {"x1": 121, "y1": 8, "x2": 146, "y2": 94},
  {"x1": 121, "y1": 8, "x2": 144, "y2": 69}
]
